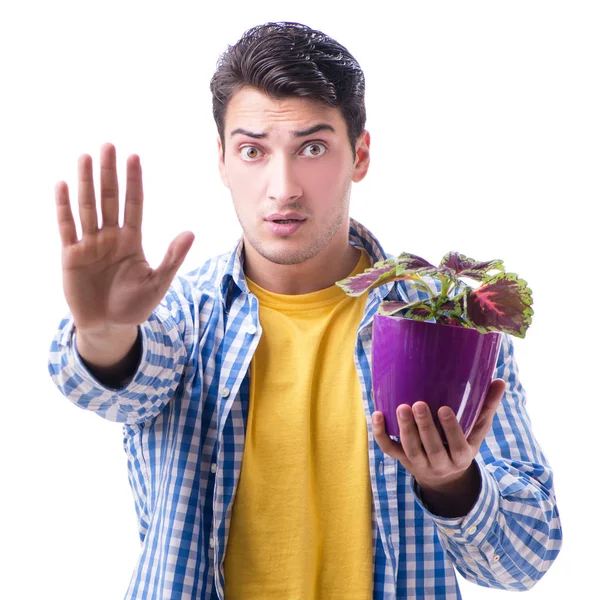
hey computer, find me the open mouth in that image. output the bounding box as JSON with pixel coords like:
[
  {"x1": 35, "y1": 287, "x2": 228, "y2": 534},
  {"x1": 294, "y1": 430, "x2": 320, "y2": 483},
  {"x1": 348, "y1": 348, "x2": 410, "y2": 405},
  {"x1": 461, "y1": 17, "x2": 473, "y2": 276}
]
[{"x1": 265, "y1": 217, "x2": 306, "y2": 236}]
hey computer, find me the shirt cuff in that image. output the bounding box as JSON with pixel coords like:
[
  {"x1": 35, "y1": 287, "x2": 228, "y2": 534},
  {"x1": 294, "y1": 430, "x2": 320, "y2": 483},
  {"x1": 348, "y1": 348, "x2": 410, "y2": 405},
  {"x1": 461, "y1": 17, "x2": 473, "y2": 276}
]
[{"x1": 412, "y1": 456, "x2": 500, "y2": 545}]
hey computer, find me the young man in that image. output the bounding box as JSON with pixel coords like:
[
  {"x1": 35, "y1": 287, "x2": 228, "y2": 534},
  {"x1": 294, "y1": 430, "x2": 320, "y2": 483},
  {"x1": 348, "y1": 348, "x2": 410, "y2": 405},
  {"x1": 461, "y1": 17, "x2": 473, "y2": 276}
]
[{"x1": 49, "y1": 22, "x2": 561, "y2": 600}]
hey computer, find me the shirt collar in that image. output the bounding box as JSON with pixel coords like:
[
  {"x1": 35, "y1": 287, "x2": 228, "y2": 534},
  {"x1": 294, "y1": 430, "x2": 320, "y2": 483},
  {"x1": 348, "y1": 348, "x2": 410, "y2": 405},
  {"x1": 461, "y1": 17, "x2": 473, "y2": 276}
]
[{"x1": 219, "y1": 217, "x2": 392, "y2": 313}]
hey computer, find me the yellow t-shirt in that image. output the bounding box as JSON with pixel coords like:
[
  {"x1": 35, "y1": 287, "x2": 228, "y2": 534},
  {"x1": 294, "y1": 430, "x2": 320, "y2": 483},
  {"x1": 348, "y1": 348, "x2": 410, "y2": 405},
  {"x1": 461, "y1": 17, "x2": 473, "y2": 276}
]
[{"x1": 224, "y1": 249, "x2": 373, "y2": 600}]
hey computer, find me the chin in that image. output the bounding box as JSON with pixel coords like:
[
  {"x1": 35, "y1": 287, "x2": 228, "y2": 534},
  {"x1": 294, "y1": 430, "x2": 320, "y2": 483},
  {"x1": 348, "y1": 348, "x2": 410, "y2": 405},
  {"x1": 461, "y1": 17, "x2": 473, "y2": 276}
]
[{"x1": 257, "y1": 246, "x2": 316, "y2": 266}]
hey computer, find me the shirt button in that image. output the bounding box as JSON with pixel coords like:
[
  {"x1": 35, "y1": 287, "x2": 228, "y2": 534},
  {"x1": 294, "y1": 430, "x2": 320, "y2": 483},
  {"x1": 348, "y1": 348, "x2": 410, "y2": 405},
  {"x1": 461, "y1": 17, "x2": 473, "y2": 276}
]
[
  {"x1": 221, "y1": 387, "x2": 230, "y2": 398},
  {"x1": 211, "y1": 463, "x2": 217, "y2": 473},
  {"x1": 467, "y1": 525, "x2": 477, "y2": 535},
  {"x1": 378, "y1": 461, "x2": 384, "y2": 476},
  {"x1": 209, "y1": 537, "x2": 215, "y2": 549},
  {"x1": 493, "y1": 554, "x2": 500, "y2": 562},
  {"x1": 246, "y1": 324, "x2": 257, "y2": 335},
  {"x1": 388, "y1": 534, "x2": 394, "y2": 548}
]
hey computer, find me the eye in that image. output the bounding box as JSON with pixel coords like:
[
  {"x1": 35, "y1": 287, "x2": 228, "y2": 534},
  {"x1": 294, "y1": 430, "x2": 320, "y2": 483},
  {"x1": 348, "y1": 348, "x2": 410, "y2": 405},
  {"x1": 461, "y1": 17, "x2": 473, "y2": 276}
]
[
  {"x1": 239, "y1": 146, "x2": 262, "y2": 161},
  {"x1": 302, "y1": 142, "x2": 327, "y2": 158}
]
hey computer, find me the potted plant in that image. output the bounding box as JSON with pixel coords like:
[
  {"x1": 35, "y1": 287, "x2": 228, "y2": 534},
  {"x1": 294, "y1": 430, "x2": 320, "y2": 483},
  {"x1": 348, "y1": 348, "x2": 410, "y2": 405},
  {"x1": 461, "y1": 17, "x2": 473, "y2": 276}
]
[{"x1": 336, "y1": 252, "x2": 533, "y2": 441}]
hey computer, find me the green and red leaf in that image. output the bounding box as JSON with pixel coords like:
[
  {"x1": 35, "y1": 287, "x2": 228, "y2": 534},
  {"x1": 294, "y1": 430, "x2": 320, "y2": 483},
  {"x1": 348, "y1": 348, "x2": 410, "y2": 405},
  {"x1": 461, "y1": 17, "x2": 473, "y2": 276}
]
[
  {"x1": 405, "y1": 305, "x2": 433, "y2": 321},
  {"x1": 438, "y1": 315, "x2": 467, "y2": 327},
  {"x1": 377, "y1": 300, "x2": 410, "y2": 316},
  {"x1": 336, "y1": 253, "x2": 436, "y2": 297},
  {"x1": 440, "y1": 252, "x2": 504, "y2": 281},
  {"x1": 336, "y1": 260, "x2": 407, "y2": 296},
  {"x1": 465, "y1": 273, "x2": 534, "y2": 338},
  {"x1": 439, "y1": 299, "x2": 462, "y2": 314},
  {"x1": 396, "y1": 252, "x2": 437, "y2": 275},
  {"x1": 342, "y1": 250, "x2": 533, "y2": 338},
  {"x1": 377, "y1": 298, "x2": 430, "y2": 317}
]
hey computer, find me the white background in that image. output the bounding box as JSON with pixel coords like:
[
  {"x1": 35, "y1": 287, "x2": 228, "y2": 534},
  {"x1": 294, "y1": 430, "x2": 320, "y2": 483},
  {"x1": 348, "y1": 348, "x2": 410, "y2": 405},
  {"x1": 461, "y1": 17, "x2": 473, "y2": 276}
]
[{"x1": 0, "y1": 1, "x2": 588, "y2": 598}]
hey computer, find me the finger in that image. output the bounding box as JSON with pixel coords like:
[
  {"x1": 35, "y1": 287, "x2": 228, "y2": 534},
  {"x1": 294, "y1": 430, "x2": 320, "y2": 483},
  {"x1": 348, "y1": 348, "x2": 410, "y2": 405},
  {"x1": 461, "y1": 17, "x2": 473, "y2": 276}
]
[
  {"x1": 397, "y1": 404, "x2": 428, "y2": 464},
  {"x1": 100, "y1": 143, "x2": 119, "y2": 227},
  {"x1": 55, "y1": 181, "x2": 78, "y2": 246},
  {"x1": 152, "y1": 231, "x2": 195, "y2": 289},
  {"x1": 467, "y1": 379, "x2": 507, "y2": 449},
  {"x1": 411, "y1": 401, "x2": 449, "y2": 465},
  {"x1": 78, "y1": 154, "x2": 99, "y2": 235},
  {"x1": 438, "y1": 407, "x2": 473, "y2": 470},
  {"x1": 124, "y1": 154, "x2": 143, "y2": 230},
  {"x1": 371, "y1": 412, "x2": 405, "y2": 462}
]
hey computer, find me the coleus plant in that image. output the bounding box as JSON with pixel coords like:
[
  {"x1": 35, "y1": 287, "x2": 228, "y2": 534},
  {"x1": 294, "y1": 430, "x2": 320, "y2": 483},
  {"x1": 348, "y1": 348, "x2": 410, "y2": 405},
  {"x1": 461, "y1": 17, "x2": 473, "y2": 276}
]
[{"x1": 336, "y1": 252, "x2": 533, "y2": 338}]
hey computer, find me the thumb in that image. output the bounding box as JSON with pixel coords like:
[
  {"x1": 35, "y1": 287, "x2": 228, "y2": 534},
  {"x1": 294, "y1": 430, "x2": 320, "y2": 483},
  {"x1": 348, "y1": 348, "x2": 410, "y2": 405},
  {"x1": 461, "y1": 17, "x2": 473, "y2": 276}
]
[
  {"x1": 153, "y1": 231, "x2": 195, "y2": 289},
  {"x1": 467, "y1": 379, "x2": 506, "y2": 448}
]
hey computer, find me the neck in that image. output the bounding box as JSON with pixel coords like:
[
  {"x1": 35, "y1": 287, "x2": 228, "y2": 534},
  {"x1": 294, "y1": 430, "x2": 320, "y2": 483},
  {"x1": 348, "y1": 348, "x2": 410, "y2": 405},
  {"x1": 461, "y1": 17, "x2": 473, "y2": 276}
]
[{"x1": 244, "y1": 233, "x2": 361, "y2": 295}]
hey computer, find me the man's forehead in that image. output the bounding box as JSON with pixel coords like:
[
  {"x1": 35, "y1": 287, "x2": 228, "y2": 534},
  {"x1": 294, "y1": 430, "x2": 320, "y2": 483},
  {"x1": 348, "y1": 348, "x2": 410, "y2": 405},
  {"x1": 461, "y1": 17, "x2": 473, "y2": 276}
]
[{"x1": 224, "y1": 87, "x2": 345, "y2": 136}]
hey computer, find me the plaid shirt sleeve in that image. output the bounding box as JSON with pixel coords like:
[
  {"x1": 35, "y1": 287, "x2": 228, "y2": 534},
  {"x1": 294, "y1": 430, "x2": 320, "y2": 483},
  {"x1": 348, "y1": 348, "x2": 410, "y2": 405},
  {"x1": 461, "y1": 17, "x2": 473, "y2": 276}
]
[
  {"x1": 47, "y1": 278, "x2": 193, "y2": 425},
  {"x1": 411, "y1": 333, "x2": 562, "y2": 590}
]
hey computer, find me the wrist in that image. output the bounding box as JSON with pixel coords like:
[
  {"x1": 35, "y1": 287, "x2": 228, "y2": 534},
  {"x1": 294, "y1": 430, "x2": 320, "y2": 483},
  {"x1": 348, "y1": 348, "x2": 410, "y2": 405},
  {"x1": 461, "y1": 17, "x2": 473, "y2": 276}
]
[
  {"x1": 75, "y1": 324, "x2": 140, "y2": 369},
  {"x1": 416, "y1": 461, "x2": 481, "y2": 518}
]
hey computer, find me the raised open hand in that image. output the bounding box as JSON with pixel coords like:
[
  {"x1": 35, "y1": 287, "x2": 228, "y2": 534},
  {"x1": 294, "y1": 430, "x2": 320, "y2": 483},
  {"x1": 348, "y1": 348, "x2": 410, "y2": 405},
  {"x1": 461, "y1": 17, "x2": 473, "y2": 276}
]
[{"x1": 55, "y1": 143, "x2": 194, "y2": 334}]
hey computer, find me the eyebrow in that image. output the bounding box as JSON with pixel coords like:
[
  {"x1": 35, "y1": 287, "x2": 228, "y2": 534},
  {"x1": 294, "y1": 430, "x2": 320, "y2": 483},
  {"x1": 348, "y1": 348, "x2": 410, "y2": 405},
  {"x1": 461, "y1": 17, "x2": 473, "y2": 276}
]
[{"x1": 229, "y1": 123, "x2": 336, "y2": 139}]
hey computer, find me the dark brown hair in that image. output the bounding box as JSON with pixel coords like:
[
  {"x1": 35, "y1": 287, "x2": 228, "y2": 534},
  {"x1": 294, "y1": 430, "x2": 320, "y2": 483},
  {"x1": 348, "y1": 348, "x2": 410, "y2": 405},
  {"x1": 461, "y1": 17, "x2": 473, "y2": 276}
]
[{"x1": 210, "y1": 22, "x2": 366, "y2": 159}]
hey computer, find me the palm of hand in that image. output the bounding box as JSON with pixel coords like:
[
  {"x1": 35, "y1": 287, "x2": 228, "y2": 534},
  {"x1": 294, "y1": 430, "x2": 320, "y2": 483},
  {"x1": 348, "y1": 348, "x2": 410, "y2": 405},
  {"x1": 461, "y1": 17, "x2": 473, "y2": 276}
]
[{"x1": 55, "y1": 143, "x2": 194, "y2": 333}]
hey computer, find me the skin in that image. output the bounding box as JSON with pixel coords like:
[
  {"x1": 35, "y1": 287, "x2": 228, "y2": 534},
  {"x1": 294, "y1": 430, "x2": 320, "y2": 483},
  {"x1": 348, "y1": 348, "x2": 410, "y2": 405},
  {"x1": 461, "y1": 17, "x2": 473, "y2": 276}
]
[
  {"x1": 218, "y1": 86, "x2": 369, "y2": 294},
  {"x1": 372, "y1": 380, "x2": 506, "y2": 517},
  {"x1": 55, "y1": 145, "x2": 194, "y2": 373},
  {"x1": 56, "y1": 89, "x2": 506, "y2": 518},
  {"x1": 218, "y1": 86, "x2": 506, "y2": 517}
]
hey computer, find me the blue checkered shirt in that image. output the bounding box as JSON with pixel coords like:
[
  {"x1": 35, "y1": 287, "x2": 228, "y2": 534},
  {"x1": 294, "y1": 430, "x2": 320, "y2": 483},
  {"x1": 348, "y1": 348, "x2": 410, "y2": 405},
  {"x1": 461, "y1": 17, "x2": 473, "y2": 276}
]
[{"x1": 48, "y1": 219, "x2": 561, "y2": 599}]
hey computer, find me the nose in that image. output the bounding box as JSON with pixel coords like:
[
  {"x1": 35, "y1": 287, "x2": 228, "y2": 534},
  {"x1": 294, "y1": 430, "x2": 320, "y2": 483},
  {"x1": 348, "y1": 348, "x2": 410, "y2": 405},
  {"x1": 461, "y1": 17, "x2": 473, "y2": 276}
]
[{"x1": 266, "y1": 154, "x2": 303, "y2": 203}]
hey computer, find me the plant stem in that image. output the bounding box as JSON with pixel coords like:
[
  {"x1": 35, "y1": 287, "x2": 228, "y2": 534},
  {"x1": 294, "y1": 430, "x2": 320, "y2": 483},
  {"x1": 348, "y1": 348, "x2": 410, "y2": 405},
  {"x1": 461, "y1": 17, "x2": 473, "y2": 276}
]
[{"x1": 413, "y1": 274, "x2": 434, "y2": 298}]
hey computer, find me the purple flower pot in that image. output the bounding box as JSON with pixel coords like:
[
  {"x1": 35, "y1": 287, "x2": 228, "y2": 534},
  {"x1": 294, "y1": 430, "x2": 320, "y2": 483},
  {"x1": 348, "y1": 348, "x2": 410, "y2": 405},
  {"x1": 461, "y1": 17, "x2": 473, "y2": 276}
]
[{"x1": 371, "y1": 315, "x2": 502, "y2": 441}]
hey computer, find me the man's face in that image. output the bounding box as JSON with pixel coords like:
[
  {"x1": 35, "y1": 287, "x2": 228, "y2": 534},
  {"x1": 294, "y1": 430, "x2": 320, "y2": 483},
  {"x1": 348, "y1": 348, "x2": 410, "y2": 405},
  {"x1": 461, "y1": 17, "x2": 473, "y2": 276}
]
[{"x1": 218, "y1": 87, "x2": 370, "y2": 267}]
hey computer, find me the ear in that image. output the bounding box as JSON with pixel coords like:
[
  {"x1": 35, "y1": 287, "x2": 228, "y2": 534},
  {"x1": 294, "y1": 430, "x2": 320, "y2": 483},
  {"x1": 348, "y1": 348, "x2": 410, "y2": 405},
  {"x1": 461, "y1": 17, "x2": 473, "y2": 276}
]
[
  {"x1": 352, "y1": 130, "x2": 371, "y2": 183},
  {"x1": 218, "y1": 137, "x2": 229, "y2": 188}
]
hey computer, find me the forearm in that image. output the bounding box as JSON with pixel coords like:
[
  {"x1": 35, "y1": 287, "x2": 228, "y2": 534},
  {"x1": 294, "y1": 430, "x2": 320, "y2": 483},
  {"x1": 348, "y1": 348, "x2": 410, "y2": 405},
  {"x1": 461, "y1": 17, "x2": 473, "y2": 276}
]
[
  {"x1": 413, "y1": 335, "x2": 562, "y2": 589},
  {"x1": 76, "y1": 325, "x2": 142, "y2": 388},
  {"x1": 415, "y1": 457, "x2": 561, "y2": 590},
  {"x1": 48, "y1": 284, "x2": 191, "y2": 423}
]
